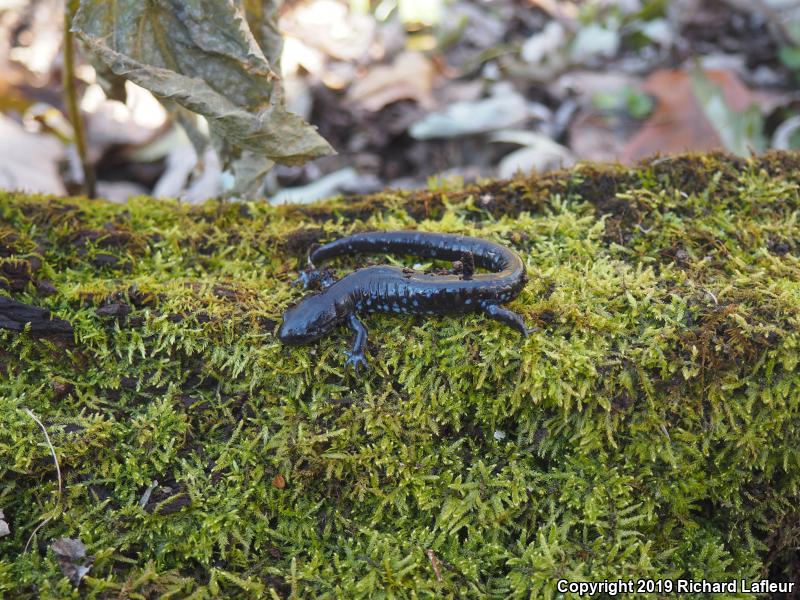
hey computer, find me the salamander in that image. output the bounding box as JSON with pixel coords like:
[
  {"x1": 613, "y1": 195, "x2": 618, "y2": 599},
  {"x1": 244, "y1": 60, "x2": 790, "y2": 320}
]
[{"x1": 278, "y1": 231, "x2": 530, "y2": 370}]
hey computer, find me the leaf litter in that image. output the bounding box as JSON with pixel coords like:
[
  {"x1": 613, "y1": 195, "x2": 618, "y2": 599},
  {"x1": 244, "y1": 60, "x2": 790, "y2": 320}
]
[
  {"x1": 51, "y1": 537, "x2": 94, "y2": 586},
  {"x1": 1, "y1": 0, "x2": 800, "y2": 203}
]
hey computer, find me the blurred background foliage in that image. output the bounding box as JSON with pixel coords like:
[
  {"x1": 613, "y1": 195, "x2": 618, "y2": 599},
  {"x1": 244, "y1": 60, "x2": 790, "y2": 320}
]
[{"x1": 1, "y1": 0, "x2": 800, "y2": 203}]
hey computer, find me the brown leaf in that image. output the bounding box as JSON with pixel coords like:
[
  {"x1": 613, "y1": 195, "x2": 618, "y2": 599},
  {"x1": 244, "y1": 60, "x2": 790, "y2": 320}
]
[
  {"x1": 620, "y1": 69, "x2": 770, "y2": 163},
  {"x1": 280, "y1": 1, "x2": 376, "y2": 62},
  {"x1": 272, "y1": 474, "x2": 286, "y2": 489},
  {"x1": 348, "y1": 51, "x2": 436, "y2": 112},
  {"x1": 568, "y1": 110, "x2": 639, "y2": 163}
]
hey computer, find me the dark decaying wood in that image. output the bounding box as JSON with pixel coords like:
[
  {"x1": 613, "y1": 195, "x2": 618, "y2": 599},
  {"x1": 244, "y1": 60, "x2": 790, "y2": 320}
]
[{"x1": 0, "y1": 296, "x2": 73, "y2": 335}]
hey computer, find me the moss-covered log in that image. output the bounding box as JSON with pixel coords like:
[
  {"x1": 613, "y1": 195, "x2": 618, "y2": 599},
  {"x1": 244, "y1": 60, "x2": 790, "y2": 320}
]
[{"x1": 1, "y1": 152, "x2": 799, "y2": 598}]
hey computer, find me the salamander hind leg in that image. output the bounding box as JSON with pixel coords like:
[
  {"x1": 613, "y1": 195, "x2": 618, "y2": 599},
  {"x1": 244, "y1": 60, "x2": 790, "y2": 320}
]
[
  {"x1": 480, "y1": 301, "x2": 532, "y2": 337},
  {"x1": 344, "y1": 313, "x2": 369, "y2": 372}
]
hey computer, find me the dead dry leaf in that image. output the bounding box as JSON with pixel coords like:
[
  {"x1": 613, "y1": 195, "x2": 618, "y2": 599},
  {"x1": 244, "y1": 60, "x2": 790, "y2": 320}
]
[
  {"x1": 568, "y1": 110, "x2": 639, "y2": 162},
  {"x1": 73, "y1": 0, "x2": 333, "y2": 167},
  {"x1": 51, "y1": 537, "x2": 94, "y2": 586},
  {"x1": 410, "y1": 83, "x2": 530, "y2": 139},
  {"x1": 0, "y1": 78, "x2": 36, "y2": 114},
  {"x1": 272, "y1": 474, "x2": 286, "y2": 489},
  {"x1": 620, "y1": 69, "x2": 774, "y2": 163},
  {"x1": 82, "y1": 83, "x2": 168, "y2": 159},
  {"x1": 7, "y1": 0, "x2": 62, "y2": 79},
  {"x1": 570, "y1": 24, "x2": 620, "y2": 64},
  {"x1": 521, "y1": 21, "x2": 567, "y2": 64},
  {"x1": 492, "y1": 130, "x2": 574, "y2": 176},
  {"x1": 347, "y1": 51, "x2": 436, "y2": 112},
  {"x1": 0, "y1": 509, "x2": 9, "y2": 538},
  {"x1": 240, "y1": 0, "x2": 284, "y2": 67},
  {"x1": 280, "y1": 0, "x2": 376, "y2": 62},
  {"x1": 772, "y1": 115, "x2": 800, "y2": 149},
  {"x1": 152, "y1": 144, "x2": 223, "y2": 204},
  {"x1": 527, "y1": 0, "x2": 580, "y2": 29},
  {"x1": 0, "y1": 114, "x2": 65, "y2": 195},
  {"x1": 271, "y1": 167, "x2": 374, "y2": 205}
]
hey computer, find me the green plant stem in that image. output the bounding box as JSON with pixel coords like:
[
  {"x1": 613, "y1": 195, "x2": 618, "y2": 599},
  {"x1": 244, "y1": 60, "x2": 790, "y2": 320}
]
[{"x1": 63, "y1": 8, "x2": 96, "y2": 198}]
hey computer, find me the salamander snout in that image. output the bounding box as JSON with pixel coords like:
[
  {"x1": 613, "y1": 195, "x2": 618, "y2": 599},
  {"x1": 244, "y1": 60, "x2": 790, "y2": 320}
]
[{"x1": 279, "y1": 295, "x2": 342, "y2": 345}]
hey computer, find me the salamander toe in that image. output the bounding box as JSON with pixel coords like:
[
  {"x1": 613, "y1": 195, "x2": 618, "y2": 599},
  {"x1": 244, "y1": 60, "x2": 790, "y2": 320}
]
[{"x1": 344, "y1": 350, "x2": 369, "y2": 373}]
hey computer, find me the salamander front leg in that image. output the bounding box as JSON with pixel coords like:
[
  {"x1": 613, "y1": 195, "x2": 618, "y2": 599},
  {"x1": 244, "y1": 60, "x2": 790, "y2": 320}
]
[
  {"x1": 344, "y1": 313, "x2": 369, "y2": 372},
  {"x1": 480, "y1": 302, "x2": 532, "y2": 337},
  {"x1": 292, "y1": 269, "x2": 336, "y2": 290}
]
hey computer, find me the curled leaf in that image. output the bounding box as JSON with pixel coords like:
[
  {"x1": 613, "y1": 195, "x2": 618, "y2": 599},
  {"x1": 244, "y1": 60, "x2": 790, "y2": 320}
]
[
  {"x1": 239, "y1": 0, "x2": 283, "y2": 68},
  {"x1": 72, "y1": 0, "x2": 333, "y2": 167},
  {"x1": 347, "y1": 51, "x2": 436, "y2": 112}
]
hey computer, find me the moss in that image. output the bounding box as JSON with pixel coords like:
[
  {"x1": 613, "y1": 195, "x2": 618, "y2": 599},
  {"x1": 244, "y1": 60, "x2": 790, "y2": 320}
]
[{"x1": 1, "y1": 152, "x2": 799, "y2": 598}]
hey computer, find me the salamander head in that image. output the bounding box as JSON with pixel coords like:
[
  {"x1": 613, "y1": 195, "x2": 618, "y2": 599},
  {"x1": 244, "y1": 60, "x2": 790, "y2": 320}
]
[{"x1": 279, "y1": 293, "x2": 348, "y2": 345}]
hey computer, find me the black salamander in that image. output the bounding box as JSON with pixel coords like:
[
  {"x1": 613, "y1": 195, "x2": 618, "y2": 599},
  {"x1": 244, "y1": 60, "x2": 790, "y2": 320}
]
[{"x1": 279, "y1": 231, "x2": 530, "y2": 370}]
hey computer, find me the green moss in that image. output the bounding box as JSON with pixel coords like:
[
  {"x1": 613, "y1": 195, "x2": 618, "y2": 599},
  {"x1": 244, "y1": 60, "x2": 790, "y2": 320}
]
[{"x1": 1, "y1": 152, "x2": 799, "y2": 598}]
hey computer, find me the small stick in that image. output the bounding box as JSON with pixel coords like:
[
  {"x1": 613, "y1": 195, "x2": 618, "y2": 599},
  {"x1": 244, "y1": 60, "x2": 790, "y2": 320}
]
[
  {"x1": 426, "y1": 549, "x2": 442, "y2": 582},
  {"x1": 22, "y1": 408, "x2": 63, "y2": 553},
  {"x1": 63, "y1": 1, "x2": 96, "y2": 198}
]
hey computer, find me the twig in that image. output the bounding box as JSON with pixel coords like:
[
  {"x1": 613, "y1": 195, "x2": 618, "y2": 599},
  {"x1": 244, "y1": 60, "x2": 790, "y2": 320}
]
[
  {"x1": 426, "y1": 549, "x2": 442, "y2": 582},
  {"x1": 22, "y1": 408, "x2": 63, "y2": 553},
  {"x1": 63, "y1": 1, "x2": 96, "y2": 198}
]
